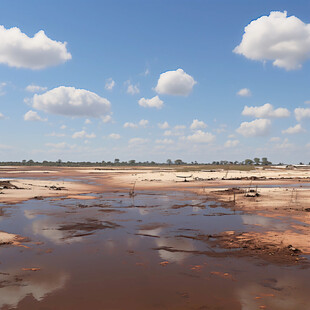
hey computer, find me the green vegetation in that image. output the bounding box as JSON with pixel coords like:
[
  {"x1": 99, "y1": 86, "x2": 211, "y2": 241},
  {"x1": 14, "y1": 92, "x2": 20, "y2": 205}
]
[{"x1": 0, "y1": 157, "x2": 274, "y2": 168}]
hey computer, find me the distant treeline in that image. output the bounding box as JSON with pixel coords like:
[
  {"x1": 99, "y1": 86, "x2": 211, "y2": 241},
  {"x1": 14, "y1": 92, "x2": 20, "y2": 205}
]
[{"x1": 0, "y1": 157, "x2": 279, "y2": 167}]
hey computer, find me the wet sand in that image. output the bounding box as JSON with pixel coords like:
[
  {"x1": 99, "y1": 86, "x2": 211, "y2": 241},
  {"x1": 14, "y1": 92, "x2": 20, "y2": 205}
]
[{"x1": 0, "y1": 166, "x2": 310, "y2": 309}]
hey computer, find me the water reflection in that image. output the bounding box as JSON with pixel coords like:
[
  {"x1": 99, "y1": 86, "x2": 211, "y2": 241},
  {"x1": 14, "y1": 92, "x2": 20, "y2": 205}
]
[
  {"x1": 0, "y1": 191, "x2": 308, "y2": 309},
  {"x1": 0, "y1": 269, "x2": 68, "y2": 309}
]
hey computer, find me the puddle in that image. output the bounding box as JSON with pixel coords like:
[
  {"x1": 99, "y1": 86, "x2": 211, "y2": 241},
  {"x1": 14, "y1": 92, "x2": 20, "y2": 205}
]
[{"x1": 0, "y1": 191, "x2": 309, "y2": 309}]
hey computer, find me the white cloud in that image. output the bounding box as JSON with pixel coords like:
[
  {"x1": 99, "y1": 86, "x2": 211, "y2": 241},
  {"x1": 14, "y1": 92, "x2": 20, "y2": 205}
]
[
  {"x1": 270, "y1": 136, "x2": 281, "y2": 142},
  {"x1": 109, "y1": 133, "x2": 121, "y2": 139},
  {"x1": 123, "y1": 122, "x2": 138, "y2": 128},
  {"x1": 0, "y1": 82, "x2": 7, "y2": 95},
  {"x1": 138, "y1": 95, "x2": 163, "y2": 109},
  {"x1": 45, "y1": 142, "x2": 76, "y2": 150},
  {"x1": 158, "y1": 121, "x2": 169, "y2": 129},
  {"x1": 60, "y1": 125, "x2": 66, "y2": 130},
  {"x1": 128, "y1": 137, "x2": 148, "y2": 145},
  {"x1": 144, "y1": 68, "x2": 150, "y2": 76},
  {"x1": 139, "y1": 119, "x2": 149, "y2": 127},
  {"x1": 155, "y1": 138, "x2": 174, "y2": 144},
  {"x1": 24, "y1": 110, "x2": 47, "y2": 122},
  {"x1": 305, "y1": 100, "x2": 310, "y2": 104},
  {"x1": 123, "y1": 120, "x2": 148, "y2": 128},
  {"x1": 294, "y1": 108, "x2": 310, "y2": 121},
  {"x1": 163, "y1": 130, "x2": 172, "y2": 136},
  {"x1": 234, "y1": 11, "x2": 310, "y2": 70},
  {"x1": 105, "y1": 78, "x2": 115, "y2": 91},
  {"x1": 190, "y1": 119, "x2": 207, "y2": 130},
  {"x1": 0, "y1": 112, "x2": 5, "y2": 119},
  {"x1": 155, "y1": 68, "x2": 196, "y2": 96},
  {"x1": 85, "y1": 119, "x2": 92, "y2": 124},
  {"x1": 102, "y1": 115, "x2": 112, "y2": 123},
  {"x1": 25, "y1": 84, "x2": 47, "y2": 93},
  {"x1": 276, "y1": 138, "x2": 294, "y2": 149},
  {"x1": 0, "y1": 25, "x2": 71, "y2": 69},
  {"x1": 186, "y1": 130, "x2": 215, "y2": 143},
  {"x1": 46, "y1": 132, "x2": 65, "y2": 137},
  {"x1": 236, "y1": 119, "x2": 271, "y2": 137},
  {"x1": 242, "y1": 103, "x2": 290, "y2": 118},
  {"x1": 282, "y1": 123, "x2": 305, "y2": 134},
  {"x1": 237, "y1": 88, "x2": 251, "y2": 97},
  {"x1": 32, "y1": 86, "x2": 111, "y2": 119},
  {"x1": 72, "y1": 130, "x2": 96, "y2": 139},
  {"x1": 126, "y1": 82, "x2": 140, "y2": 95},
  {"x1": 225, "y1": 140, "x2": 240, "y2": 148}
]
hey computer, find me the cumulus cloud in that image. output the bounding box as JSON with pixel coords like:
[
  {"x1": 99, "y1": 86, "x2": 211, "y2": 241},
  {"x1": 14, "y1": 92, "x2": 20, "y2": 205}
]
[
  {"x1": 242, "y1": 103, "x2": 290, "y2": 118},
  {"x1": 24, "y1": 110, "x2": 47, "y2": 122},
  {"x1": 294, "y1": 108, "x2": 310, "y2": 121},
  {"x1": 270, "y1": 136, "x2": 281, "y2": 142},
  {"x1": 109, "y1": 133, "x2": 121, "y2": 139},
  {"x1": 72, "y1": 130, "x2": 96, "y2": 139},
  {"x1": 0, "y1": 112, "x2": 5, "y2": 119},
  {"x1": 0, "y1": 25, "x2": 71, "y2": 69},
  {"x1": 236, "y1": 118, "x2": 271, "y2": 137},
  {"x1": 138, "y1": 95, "x2": 163, "y2": 109},
  {"x1": 105, "y1": 78, "x2": 115, "y2": 91},
  {"x1": 84, "y1": 119, "x2": 92, "y2": 125},
  {"x1": 186, "y1": 130, "x2": 215, "y2": 143},
  {"x1": 190, "y1": 119, "x2": 207, "y2": 130},
  {"x1": 282, "y1": 123, "x2": 305, "y2": 134},
  {"x1": 60, "y1": 125, "x2": 66, "y2": 130},
  {"x1": 129, "y1": 137, "x2": 148, "y2": 145},
  {"x1": 234, "y1": 11, "x2": 310, "y2": 70},
  {"x1": 158, "y1": 121, "x2": 169, "y2": 129},
  {"x1": 123, "y1": 122, "x2": 138, "y2": 128},
  {"x1": 32, "y1": 86, "x2": 111, "y2": 119},
  {"x1": 237, "y1": 88, "x2": 251, "y2": 97},
  {"x1": 25, "y1": 84, "x2": 47, "y2": 93},
  {"x1": 155, "y1": 68, "x2": 196, "y2": 96},
  {"x1": 155, "y1": 138, "x2": 174, "y2": 144},
  {"x1": 225, "y1": 139, "x2": 240, "y2": 148},
  {"x1": 139, "y1": 119, "x2": 149, "y2": 127},
  {"x1": 305, "y1": 100, "x2": 310, "y2": 104},
  {"x1": 126, "y1": 81, "x2": 140, "y2": 95}
]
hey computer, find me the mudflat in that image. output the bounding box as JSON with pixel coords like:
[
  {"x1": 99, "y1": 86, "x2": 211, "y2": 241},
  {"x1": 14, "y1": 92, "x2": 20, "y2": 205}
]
[{"x1": 0, "y1": 166, "x2": 309, "y2": 309}]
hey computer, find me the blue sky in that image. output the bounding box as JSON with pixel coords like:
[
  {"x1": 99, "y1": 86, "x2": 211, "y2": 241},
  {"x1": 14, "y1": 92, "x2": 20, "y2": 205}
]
[{"x1": 0, "y1": 0, "x2": 310, "y2": 163}]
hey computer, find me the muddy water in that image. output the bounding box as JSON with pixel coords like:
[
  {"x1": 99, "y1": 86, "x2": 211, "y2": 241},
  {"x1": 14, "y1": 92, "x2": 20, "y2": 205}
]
[{"x1": 0, "y1": 191, "x2": 309, "y2": 309}]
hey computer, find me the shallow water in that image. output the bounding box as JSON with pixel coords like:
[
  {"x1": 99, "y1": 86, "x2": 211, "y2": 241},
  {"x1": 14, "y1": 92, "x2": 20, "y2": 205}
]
[{"x1": 0, "y1": 191, "x2": 309, "y2": 309}]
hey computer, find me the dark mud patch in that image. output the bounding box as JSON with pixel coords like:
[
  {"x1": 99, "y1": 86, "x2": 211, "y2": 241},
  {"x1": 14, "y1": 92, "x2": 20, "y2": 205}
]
[
  {"x1": 173, "y1": 231, "x2": 308, "y2": 266},
  {"x1": 0, "y1": 181, "x2": 20, "y2": 189},
  {"x1": 58, "y1": 219, "x2": 121, "y2": 238}
]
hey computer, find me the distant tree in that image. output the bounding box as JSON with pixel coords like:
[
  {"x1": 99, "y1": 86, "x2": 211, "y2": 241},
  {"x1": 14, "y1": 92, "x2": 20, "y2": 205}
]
[
  {"x1": 253, "y1": 158, "x2": 260, "y2": 165},
  {"x1": 128, "y1": 160, "x2": 136, "y2": 165},
  {"x1": 174, "y1": 159, "x2": 184, "y2": 165},
  {"x1": 261, "y1": 157, "x2": 272, "y2": 166},
  {"x1": 166, "y1": 159, "x2": 172, "y2": 165},
  {"x1": 114, "y1": 158, "x2": 120, "y2": 164},
  {"x1": 244, "y1": 159, "x2": 254, "y2": 165}
]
